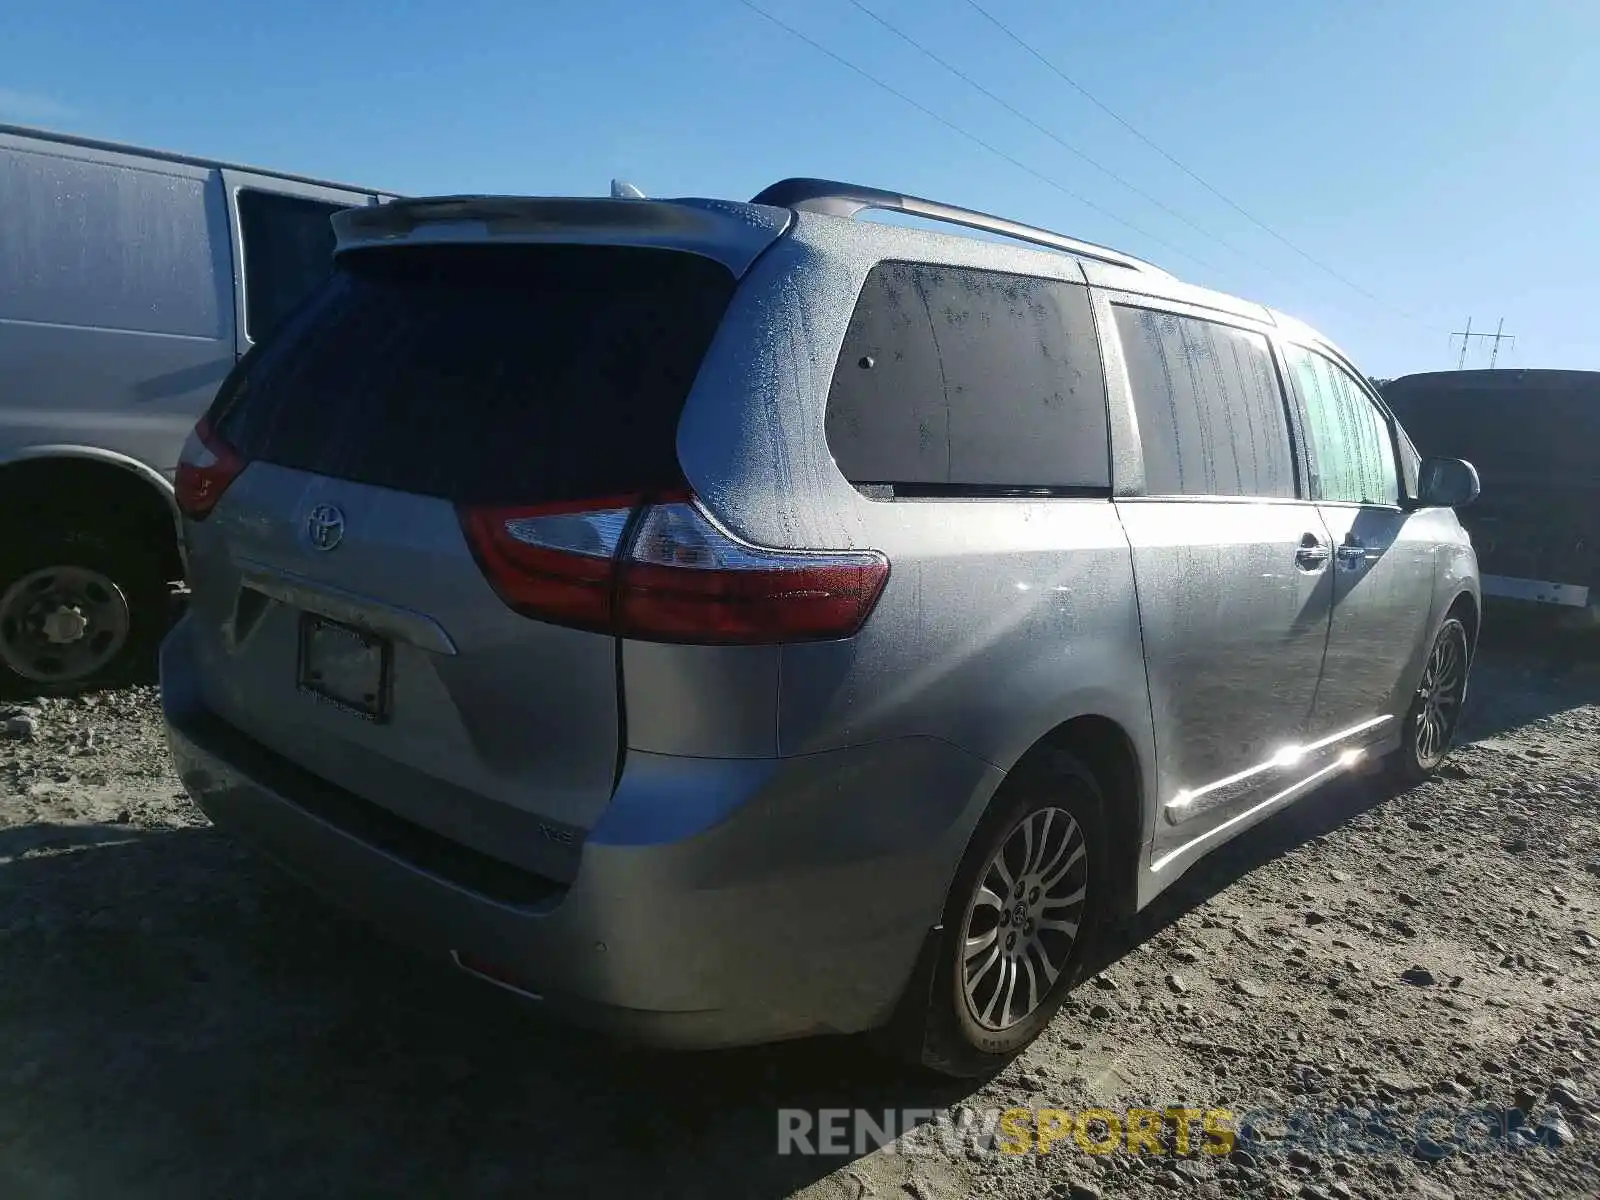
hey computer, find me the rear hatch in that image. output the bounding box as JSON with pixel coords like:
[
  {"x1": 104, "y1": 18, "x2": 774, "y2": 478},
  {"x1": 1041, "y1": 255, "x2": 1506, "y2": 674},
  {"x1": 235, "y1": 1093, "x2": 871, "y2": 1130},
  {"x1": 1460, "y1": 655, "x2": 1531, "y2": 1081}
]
[{"x1": 175, "y1": 206, "x2": 779, "y2": 882}]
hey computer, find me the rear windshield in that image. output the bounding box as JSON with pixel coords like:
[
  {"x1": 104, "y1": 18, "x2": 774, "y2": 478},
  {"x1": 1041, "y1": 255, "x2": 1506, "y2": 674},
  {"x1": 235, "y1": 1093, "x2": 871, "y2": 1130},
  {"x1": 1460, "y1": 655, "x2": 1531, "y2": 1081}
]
[{"x1": 209, "y1": 243, "x2": 737, "y2": 505}]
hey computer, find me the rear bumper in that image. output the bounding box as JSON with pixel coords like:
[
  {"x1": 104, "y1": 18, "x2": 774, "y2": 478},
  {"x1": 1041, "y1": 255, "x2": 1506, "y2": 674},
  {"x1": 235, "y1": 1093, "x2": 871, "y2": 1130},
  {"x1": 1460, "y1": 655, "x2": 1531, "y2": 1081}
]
[
  {"x1": 160, "y1": 618, "x2": 1000, "y2": 1050},
  {"x1": 1480, "y1": 573, "x2": 1591, "y2": 609}
]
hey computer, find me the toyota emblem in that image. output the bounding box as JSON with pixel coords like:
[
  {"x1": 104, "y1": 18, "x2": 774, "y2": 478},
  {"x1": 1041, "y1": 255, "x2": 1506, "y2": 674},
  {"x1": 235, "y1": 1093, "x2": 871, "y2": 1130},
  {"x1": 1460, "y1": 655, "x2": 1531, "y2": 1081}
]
[{"x1": 305, "y1": 503, "x2": 346, "y2": 551}]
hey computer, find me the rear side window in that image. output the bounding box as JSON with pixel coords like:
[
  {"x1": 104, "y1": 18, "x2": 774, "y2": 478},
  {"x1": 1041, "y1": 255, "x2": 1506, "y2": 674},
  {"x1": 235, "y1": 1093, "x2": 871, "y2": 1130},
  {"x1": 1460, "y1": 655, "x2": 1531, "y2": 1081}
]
[
  {"x1": 210, "y1": 244, "x2": 736, "y2": 505},
  {"x1": 1114, "y1": 306, "x2": 1295, "y2": 499},
  {"x1": 825, "y1": 263, "x2": 1110, "y2": 493},
  {"x1": 1283, "y1": 345, "x2": 1400, "y2": 506},
  {"x1": 236, "y1": 190, "x2": 348, "y2": 343}
]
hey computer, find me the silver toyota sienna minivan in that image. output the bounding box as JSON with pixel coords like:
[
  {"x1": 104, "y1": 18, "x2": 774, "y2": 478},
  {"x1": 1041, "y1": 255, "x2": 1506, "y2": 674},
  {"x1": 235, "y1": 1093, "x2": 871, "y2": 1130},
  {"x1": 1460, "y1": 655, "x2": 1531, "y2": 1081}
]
[{"x1": 160, "y1": 179, "x2": 1482, "y2": 1076}]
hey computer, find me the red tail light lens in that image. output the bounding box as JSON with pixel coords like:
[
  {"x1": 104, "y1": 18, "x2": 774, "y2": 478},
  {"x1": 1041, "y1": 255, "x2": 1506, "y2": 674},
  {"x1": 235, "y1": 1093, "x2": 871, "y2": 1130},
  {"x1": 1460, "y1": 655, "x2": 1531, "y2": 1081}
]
[
  {"x1": 458, "y1": 496, "x2": 639, "y2": 632},
  {"x1": 618, "y1": 501, "x2": 889, "y2": 643},
  {"x1": 458, "y1": 494, "x2": 889, "y2": 644},
  {"x1": 174, "y1": 418, "x2": 247, "y2": 520}
]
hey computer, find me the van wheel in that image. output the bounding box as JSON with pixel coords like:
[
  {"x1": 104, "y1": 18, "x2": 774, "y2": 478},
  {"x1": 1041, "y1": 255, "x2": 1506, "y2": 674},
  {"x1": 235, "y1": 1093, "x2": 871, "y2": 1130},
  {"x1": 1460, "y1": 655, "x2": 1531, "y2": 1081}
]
[
  {"x1": 909, "y1": 750, "x2": 1108, "y2": 1078},
  {"x1": 1384, "y1": 615, "x2": 1471, "y2": 787},
  {"x1": 0, "y1": 527, "x2": 169, "y2": 696}
]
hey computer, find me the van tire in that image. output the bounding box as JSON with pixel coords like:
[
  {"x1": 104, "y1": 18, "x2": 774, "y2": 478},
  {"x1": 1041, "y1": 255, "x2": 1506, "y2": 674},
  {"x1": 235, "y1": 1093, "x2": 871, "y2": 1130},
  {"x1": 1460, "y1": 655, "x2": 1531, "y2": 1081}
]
[
  {"x1": 906, "y1": 750, "x2": 1109, "y2": 1079},
  {"x1": 0, "y1": 526, "x2": 170, "y2": 697}
]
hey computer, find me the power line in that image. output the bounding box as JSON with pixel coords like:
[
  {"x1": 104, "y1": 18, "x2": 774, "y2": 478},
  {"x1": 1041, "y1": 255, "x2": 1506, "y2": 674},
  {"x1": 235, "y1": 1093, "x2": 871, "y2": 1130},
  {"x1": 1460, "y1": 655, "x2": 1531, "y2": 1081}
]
[
  {"x1": 845, "y1": 0, "x2": 1277, "y2": 277},
  {"x1": 963, "y1": 0, "x2": 1424, "y2": 324},
  {"x1": 737, "y1": 0, "x2": 1221, "y2": 272}
]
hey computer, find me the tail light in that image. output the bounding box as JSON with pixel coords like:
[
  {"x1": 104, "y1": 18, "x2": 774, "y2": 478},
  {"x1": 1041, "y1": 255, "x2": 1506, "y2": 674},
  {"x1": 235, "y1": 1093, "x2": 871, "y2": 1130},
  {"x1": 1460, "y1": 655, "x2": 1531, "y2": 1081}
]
[
  {"x1": 174, "y1": 418, "x2": 247, "y2": 520},
  {"x1": 618, "y1": 500, "x2": 889, "y2": 641},
  {"x1": 458, "y1": 496, "x2": 637, "y2": 633},
  {"x1": 459, "y1": 493, "x2": 889, "y2": 644}
]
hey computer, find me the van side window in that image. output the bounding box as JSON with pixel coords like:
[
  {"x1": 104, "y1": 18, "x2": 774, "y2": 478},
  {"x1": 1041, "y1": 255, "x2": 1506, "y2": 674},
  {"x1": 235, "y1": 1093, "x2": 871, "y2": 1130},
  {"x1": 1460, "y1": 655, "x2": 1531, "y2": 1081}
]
[
  {"x1": 1283, "y1": 345, "x2": 1400, "y2": 506},
  {"x1": 825, "y1": 263, "x2": 1110, "y2": 493},
  {"x1": 237, "y1": 190, "x2": 348, "y2": 343},
  {"x1": 1113, "y1": 305, "x2": 1295, "y2": 499}
]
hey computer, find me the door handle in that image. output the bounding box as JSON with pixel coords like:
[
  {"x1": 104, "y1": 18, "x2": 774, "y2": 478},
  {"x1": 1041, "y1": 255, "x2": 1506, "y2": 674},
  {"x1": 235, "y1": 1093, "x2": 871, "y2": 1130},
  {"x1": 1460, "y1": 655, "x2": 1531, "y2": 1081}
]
[
  {"x1": 1295, "y1": 534, "x2": 1330, "y2": 571},
  {"x1": 1336, "y1": 541, "x2": 1367, "y2": 569}
]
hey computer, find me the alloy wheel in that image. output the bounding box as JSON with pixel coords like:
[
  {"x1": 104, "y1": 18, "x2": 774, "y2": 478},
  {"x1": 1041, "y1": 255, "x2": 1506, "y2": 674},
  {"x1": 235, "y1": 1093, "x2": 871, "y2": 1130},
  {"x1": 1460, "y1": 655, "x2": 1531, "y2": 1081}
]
[
  {"x1": 1414, "y1": 623, "x2": 1467, "y2": 768},
  {"x1": 960, "y1": 806, "x2": 1089, "y2": 1031}
]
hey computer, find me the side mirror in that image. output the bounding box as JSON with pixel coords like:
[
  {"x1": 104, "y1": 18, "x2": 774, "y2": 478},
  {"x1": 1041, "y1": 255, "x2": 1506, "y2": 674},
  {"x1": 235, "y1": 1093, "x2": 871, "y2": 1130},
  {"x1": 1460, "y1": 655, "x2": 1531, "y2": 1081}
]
[{"x1": 1417, "y1": 457, "x2": 1480, "y2": 508}]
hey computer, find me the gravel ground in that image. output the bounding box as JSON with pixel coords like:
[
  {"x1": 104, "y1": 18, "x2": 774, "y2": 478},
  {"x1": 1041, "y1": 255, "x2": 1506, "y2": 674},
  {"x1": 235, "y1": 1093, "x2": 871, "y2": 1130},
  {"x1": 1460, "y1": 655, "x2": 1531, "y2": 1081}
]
[{"x1": 1, "y1": 613, "x2": 1597, "y2": 1199}]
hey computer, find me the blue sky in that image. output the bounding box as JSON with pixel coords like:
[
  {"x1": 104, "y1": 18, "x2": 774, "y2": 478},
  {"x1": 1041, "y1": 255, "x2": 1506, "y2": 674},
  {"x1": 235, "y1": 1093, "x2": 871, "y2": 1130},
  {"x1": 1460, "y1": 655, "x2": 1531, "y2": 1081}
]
[{"x1": 3, "y1": 0, "x2": 1594, "y2": 377}]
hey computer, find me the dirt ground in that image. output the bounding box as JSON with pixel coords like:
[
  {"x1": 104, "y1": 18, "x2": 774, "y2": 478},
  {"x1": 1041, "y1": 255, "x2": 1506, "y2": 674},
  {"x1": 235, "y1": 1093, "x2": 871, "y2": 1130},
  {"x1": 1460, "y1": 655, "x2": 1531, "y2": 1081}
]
[{"x1": 2, "y1": 609, "x2": 1596, "y2": 1199}]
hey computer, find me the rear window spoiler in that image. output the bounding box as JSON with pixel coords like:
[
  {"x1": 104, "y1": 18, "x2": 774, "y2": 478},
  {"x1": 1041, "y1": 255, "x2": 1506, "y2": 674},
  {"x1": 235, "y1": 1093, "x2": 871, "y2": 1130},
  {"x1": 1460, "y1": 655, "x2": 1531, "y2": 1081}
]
[{"x1": 332, "y1": 195, "x2": 793, "y2": 277}]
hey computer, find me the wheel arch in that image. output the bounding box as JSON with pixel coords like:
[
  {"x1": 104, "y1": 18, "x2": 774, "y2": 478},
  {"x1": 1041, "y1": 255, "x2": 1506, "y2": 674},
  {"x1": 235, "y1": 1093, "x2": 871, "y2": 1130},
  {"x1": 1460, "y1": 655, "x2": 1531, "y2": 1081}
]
[
  {"x1": 1444, "y1": 589, "x2": 1479, "y2": 651},
  {"x1": 0, "y1": 447, "x2": 183, "y2": 581},
  {"x1": 987, "y1": 713, "x2": 1148, "y2": 921}
]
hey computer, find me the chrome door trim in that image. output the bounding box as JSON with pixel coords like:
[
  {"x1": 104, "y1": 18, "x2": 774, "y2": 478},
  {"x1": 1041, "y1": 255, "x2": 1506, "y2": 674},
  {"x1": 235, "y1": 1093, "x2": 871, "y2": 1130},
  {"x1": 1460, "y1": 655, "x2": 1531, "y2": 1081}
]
[
  {"x1": 1162, "y1": 714, "x2": 1390, "y2": 825},
  {"x1": 1151, "y1": 744, "x2": 1373, "y2": 872}
]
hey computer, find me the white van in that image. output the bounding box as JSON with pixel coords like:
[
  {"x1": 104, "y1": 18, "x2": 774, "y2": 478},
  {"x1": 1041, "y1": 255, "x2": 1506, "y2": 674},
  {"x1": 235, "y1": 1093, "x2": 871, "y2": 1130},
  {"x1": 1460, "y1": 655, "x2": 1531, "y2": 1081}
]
[{"x1": 0, "y1": 123, "x2": 390, "y2": 692}]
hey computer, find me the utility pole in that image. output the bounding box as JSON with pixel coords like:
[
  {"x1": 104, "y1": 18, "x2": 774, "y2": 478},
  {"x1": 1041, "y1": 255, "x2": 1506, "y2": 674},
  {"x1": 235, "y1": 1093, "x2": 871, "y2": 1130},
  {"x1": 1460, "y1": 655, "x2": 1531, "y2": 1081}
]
[
  {"x1": 1450, "y1": 316, "x2": 1516, "y2": 369},
  {"x1": 1488, "y1": 317, "x2": 1510, "y2": 367}
]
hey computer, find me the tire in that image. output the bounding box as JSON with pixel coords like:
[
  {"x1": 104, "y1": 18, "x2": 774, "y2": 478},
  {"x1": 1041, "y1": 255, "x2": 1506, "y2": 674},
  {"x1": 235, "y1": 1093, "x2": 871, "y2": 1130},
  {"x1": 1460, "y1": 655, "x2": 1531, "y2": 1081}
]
[
  {"x1": 1383, "y1": 614, "x2": 1472, "y2": 788},
  {"x1": 907, "y1": 750, "x2": 1110, "y2": 1078},
  {"x1": 0, "y1": 526, "x2": 170, "y2": 697}
]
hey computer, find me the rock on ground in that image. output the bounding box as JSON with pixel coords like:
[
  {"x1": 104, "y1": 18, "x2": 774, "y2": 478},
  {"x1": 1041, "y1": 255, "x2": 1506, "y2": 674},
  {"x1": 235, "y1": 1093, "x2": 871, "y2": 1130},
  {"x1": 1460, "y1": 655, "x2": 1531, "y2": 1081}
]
[{"x1": 1, "y1": 621, "x2": 1598, "y2": 1199}]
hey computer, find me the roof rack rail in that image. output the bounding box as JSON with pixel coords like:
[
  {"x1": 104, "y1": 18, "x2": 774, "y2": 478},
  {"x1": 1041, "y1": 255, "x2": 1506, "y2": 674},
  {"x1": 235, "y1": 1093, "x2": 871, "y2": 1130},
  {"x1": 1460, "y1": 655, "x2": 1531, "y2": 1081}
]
[{"x1": 750, "y1": 177, "x2": 1167, "y2": 275}]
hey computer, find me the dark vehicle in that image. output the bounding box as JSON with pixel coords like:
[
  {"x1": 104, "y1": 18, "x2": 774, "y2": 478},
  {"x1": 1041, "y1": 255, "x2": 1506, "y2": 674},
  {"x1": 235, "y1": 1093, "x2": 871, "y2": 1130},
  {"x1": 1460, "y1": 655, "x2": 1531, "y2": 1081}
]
[{"x1": 1382, "y1": 369, "x2": 1600, "y2": 616}]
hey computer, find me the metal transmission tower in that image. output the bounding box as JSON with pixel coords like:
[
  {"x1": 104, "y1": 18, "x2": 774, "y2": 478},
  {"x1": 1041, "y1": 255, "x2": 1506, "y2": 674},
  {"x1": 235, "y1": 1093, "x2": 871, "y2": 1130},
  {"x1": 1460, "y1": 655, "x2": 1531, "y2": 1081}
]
[{"x1": 1450, "y1": 317, "x2": 1516, "y2": 369}]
